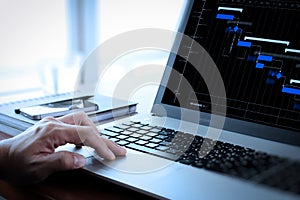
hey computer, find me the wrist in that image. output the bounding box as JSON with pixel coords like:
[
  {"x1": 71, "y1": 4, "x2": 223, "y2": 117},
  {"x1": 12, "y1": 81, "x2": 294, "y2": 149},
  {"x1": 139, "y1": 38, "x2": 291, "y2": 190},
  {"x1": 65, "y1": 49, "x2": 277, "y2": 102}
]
[{"x1": 0, "y1": 138, "x2": 12, "y2": 180}]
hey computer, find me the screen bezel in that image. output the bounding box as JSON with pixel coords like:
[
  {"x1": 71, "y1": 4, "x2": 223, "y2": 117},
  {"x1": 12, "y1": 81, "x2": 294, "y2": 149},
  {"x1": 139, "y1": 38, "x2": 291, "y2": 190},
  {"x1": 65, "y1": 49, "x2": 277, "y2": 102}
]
[{"x1": 152, "y1": 0, "x2": 300, "y2": 147}]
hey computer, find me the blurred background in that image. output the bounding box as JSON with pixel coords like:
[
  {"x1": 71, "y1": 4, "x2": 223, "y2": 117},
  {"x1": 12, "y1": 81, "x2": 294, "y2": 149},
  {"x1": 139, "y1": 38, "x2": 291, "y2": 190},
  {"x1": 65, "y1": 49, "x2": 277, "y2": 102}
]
[{"x1": 0, "y1": 0, "x2": 185, "y2": 108}]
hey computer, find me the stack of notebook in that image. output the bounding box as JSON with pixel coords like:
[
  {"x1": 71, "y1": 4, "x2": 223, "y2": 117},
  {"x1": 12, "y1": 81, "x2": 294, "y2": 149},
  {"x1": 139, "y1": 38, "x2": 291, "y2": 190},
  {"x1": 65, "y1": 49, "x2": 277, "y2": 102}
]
[{"x1": 0, "y1": 92, "x2": 137, "y2": 136}]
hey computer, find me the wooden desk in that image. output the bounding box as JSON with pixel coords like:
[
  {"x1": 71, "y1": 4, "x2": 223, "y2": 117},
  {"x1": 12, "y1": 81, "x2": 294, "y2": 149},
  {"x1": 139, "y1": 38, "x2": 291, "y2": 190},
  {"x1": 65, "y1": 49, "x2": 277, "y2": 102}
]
[{"x1": 0, "y1": 132, "x2": 156, "y2": 200}]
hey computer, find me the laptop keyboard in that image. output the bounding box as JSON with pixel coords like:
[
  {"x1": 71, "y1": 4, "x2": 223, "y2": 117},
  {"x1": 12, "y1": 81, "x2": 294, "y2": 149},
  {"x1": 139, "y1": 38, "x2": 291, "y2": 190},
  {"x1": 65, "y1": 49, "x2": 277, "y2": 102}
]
[{"x1": 99, "y1": 121, "x2": 300, "y2": 195}]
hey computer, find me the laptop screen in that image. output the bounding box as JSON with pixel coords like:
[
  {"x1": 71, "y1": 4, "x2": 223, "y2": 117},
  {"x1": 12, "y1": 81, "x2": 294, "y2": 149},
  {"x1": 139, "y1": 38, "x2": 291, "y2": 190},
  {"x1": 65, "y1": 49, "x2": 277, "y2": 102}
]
[{"x1": 160, "y1": 0, "x2": 300, "y2": 132}]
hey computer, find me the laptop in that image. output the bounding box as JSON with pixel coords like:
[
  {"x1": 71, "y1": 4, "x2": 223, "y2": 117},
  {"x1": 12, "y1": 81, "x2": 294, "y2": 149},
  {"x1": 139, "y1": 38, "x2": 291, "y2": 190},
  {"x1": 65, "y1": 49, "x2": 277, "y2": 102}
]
[{"x1": 62, "y1": 0, "x2": 300, "y2": 199}]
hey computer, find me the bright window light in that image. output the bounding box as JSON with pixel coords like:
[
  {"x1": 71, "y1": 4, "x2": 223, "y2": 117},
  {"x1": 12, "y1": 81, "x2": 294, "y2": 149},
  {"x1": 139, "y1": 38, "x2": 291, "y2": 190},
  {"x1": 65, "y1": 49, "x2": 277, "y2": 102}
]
[
  {"x1": 0, "y1": 0, "x2": 68, "y2": 69},
  {"x1": 0, "y1": 0, "x2": 70, "y2": 102},
  {"x1": 98, "y1": 0, "x2": 185, "y2": 43}
]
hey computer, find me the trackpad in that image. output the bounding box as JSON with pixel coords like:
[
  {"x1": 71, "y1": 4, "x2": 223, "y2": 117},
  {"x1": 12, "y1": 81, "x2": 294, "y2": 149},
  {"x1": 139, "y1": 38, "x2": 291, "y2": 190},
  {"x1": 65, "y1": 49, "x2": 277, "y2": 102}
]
[{"x1": 94, "y1": 148, "x2": 174, "y2": 173}]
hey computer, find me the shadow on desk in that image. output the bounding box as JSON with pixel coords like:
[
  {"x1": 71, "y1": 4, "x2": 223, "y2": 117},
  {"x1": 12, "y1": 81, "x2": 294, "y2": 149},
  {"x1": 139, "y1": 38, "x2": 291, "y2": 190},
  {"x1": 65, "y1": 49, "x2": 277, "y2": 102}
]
[{"x1": 0, "y1": 170, "x2": 157, "y2": 200}]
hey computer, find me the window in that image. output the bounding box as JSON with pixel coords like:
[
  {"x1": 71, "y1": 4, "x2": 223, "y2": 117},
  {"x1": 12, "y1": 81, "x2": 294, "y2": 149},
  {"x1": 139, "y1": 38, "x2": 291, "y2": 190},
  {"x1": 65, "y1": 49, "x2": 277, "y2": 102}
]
[
  {"x1": 0, "y1": 0, "x2": 69, "y2": 103},
  {"x1": 0, "y1": 0, "x2": 186, "y2": 106},
  {"x1": 96, "y1": 0, "x2": 186, "y2": 112},
  {"x1": 98, "y1": 0, "x2": 185, "y2": 43}
]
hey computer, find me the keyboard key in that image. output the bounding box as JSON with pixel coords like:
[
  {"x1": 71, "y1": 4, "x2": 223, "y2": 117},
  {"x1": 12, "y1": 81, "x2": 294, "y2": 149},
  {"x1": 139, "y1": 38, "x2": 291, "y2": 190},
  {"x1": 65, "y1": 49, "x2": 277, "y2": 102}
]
[
  {"x1": 131, "y1": 133, "x2": 142, "y2": 138},
  {"x1": 122, "y1": 121, "x2": 135, "y2": 126},
  {"x1": 155, "y1": 135, "x2": 168, "y2": 140},
  {"x1": 166, "y1": 148, "x2": 182, "y2": 155},
  {"x1": 135, "y1": 140, "x2": 148, "y2": 145},
  {"x1": 114, "y1": 124, "x2": 130, "y2": 129},
  {"x1": 150, "y1": 138, "x2": 162, "y2": 143},
  {"x1": 160, "y1": 141, "x2": 172, "y2": 146},
  {"x1": 136, "y1": 130, "x2": 148, "y2": 134},
  {"x1": 150, "y1": 128, "x2": 162, "y2": 133},
  {"x1": 179, "y1": 157, "x2": 194, "y2": 165},
  {"x1": 128, "y1": 127, "x2": 139, "y2": 132},
  {"x1": 146, "y1": 132, "x2": 158, "y2": 137},
  {"x1": 156, "y1": 146, "x2": 169, "y2": 151},
  {"x1": 126, "y1": 137, "x2": 138, "y2": 143},
  {"x1": 140, "y1": 126, "x2": 152, "y2": 130},
  {"x1": 110, "y1": 138, "x2": 120, "y2": 143},
  {"x1": 140, "y1": 135, "x2": 152, "y2": 141},
  {"x1": 122, "y1": 130, "x2": 133, "y2": 135},
  {"x1": 100, "y1": 129, "x2": 119, "y2": 137},
  {"x1": 146, "y1": 143, "x2": 159, "y2": 148},
  {"x1": 132, "y1": 123, "x2": 144, "y2": 128},
  {"x1": 104, "y1": 127, "x2": 123, "y2": 133},
  {"x1": 158, "y1": 130, "x2": 173, "y2": 136},
  {"x1": 116, "y1": 135, "x2": 129, "y2": 140},
  {"x1": 117, "y1": 140, "x2": 129, "y2": 146},
  {"x1": 192, "y1": 160, "x2": 206, "y2": 168},
  {"x1": 126, "y1": 143, "x2": 178, "y2": 160}
]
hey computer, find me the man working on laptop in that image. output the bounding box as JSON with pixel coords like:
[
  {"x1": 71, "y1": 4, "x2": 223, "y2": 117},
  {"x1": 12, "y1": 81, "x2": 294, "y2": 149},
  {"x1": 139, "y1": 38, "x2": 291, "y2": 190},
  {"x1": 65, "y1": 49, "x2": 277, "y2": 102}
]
[{"x1": 0, "y1": 111, "x2": 127, "y2": 185}]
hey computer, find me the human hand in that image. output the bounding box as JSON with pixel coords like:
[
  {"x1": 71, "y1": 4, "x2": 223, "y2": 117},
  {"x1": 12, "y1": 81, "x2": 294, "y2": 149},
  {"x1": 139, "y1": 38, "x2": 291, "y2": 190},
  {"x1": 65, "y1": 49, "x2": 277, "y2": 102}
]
[{"x1": 0, "y1": 112, "x2": 126, "y2": 185}]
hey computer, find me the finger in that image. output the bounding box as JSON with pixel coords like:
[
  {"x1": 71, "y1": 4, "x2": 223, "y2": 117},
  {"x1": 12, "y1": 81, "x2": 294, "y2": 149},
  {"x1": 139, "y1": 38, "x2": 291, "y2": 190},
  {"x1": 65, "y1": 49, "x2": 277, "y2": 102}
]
[
  {"x1": 58, "y1": 112, "x2": 99, "y2": 134},
  {"x1": 57, "y1": 113, "x2": 124, "y2": 158},
  {"x1": 83, "y1": 133, "x2": 117, "y2": 160},
  {"x1": 39, "y1": 151, "x2": 86, "y2": 176},
  {"x1": 51, "y1": 125, "x2": 117, "y2": 160},
  {"x1": 58, "y1": 112, "x2": 95, "y2": 128},
  {"x1": 102, "y1": 138, "x2": 127, "y2": 156}
]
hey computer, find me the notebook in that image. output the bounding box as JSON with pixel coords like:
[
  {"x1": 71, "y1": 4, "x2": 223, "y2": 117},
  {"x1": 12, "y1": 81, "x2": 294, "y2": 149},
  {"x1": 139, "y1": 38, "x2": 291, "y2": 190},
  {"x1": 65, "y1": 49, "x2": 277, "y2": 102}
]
[
  {"x1": 0, "y1": 92, "x2": 137, "y2": 136},
  {"x1": 60, "y1": 0, "x2": 300, "y2": 199}
]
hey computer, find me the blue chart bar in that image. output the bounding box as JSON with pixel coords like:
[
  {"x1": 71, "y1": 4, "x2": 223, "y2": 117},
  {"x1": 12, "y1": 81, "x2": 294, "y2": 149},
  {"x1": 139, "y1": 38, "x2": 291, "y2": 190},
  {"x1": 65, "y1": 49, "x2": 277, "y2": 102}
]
[
  {"x1": 276, "y1": 73, "x2": 282, "y2": 79},
  {"x1": 216, "y1": 14, "x2": 234, "y2": 20},
  {"x1": 257, "y1": 55, "x2": 273, "y2": 62},
  {"x1": 282, "y1": 87, "x2": 300, "y2": 95},
  {"x1": 256, "y1": 63, "x2": 264, "y2": 69},
  {"x1": 237, "y1": 41, "x2": 252, "y2": 47}
]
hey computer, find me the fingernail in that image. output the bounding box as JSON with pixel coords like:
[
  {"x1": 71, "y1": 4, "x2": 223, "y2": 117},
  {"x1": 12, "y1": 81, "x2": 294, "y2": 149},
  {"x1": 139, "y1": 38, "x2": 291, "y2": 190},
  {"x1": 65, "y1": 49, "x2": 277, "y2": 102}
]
[
  {"x1": 121, "y1": 147, "x2": 127, "y2": 155},
  {"x1": 107, "y1": 150, "x2": 116, "y2": 160},
  {"x1": 115, "y1": 143, "x2": 127, "y2": 155},
  {"x1": 74, "y1": 155, "x2": 86, "y2": 168}
]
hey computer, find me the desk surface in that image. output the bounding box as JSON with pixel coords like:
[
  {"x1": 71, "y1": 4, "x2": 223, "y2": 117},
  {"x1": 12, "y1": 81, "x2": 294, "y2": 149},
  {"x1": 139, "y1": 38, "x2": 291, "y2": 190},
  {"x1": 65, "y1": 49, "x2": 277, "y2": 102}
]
[{"x1": 0, "y1": 132, "x2": 156, "y2": 200}]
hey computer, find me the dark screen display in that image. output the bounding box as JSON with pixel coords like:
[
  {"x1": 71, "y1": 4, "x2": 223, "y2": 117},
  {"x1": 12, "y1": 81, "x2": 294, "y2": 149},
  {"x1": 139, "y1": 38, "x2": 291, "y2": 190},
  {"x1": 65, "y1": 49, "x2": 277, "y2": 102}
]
[{"x1": 162, "y1": 0, "x2": 300, "y2": 131}]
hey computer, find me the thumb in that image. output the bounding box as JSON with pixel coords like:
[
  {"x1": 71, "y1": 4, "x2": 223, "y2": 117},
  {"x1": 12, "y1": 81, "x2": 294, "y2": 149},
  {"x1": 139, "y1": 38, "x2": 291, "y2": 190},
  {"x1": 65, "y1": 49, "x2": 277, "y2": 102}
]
[{"x1": 45, "y1": 151, "x2": 86, "y2": 172}]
